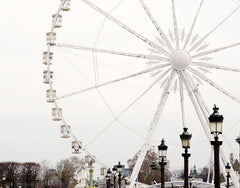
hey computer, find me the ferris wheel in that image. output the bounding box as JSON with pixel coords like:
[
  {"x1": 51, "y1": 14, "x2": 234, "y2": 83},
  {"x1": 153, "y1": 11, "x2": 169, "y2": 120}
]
[{"x1": 43, "y1": 0, "x2": 240, "y2": 186}]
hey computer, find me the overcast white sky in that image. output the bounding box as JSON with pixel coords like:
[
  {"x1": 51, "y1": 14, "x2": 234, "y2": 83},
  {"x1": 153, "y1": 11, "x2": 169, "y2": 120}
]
[{"x1": 1, "y1": 0, "x2": 240, "y2": 177}]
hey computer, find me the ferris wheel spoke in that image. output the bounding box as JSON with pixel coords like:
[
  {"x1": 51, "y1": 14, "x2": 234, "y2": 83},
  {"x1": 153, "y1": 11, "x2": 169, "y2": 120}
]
[
  {"x1": 92, "y1": 50, "x2": 99, "y2": 85},
  {"x1": 80, "y1": 0, "x2": 170, "y2": 57},
  {"x1": 222, "y1": 138, "x2": 240, "y2": 183},
  {"x1": 190, "y1": 61, "x2": 240, "y2": 72},
  {"x1": 117, "y1": 120, "x2": 146, "y2": 139},
  {"x1": 171, "y1": 0, "x2": 180, "y2": 49},
  {"x1": 219, "y1": 146, "x2": 238, "y2": 185},
  {"x1": 189, "y1": 4, "x2": 240, "y2": 53},
  {"x1": 188, "y1": 84, "x2": 240, "y2": 184},
  {"x1": 183, "y1": 0, "x2": 204, "y2": 50},
  {"x1": 226, "y1": 119, "x2": 240, "y2": 134},
  {"x1": 57, "y1": 64, "x2": 170, "y2": 100},
  {"x1": 96, "y1": 89, "x2": 146, "y2": 140},
  {"x1": 86, "y1": 71, "x2": 169, "y2": 147},
  {"x1": 129, "y1": 70, "x2": 177, "y2": 187},
  {"x1": 224, "y1": 153, "x2": 239, "y2": 186},
  {"x1": 191, "y1": 42, "x2": 240, "y2": 59},
  {"x1": 178, "y1": 73, "x2": 186, "y2": 128},
  {"x1": 188, "y1": 67, "x2": 240, "y2": 103},
  {"x1": 189, "y1": 79, "x2": 210, "y2": 115},
  {"x1": 182, "y1": 72, "x2": 235, "y2": 179},
  {"x1": 223, "y1": 134, "x2": 239, "y2": 163},
  {"x1": 181, "y1": 71, "x2": 211, "y2": 140},
  {"x1": 224, "y1": 118, "x2": 240, "y2": 160},
  {"x1": 184, "y1": 71, "x2": 210, "y2": 120},
  {"x1": 93, "y1": 0, "x2": 126, "y2": 47},
  {"x1": 55, "y1": 43, "x2": 169, "y2": 61},
  {"x1": 183, "y1": 71, "x2": 210, "y2": 125},
  {"x1": 139, "y1": 0, "x2": 174, "y2": 53}
]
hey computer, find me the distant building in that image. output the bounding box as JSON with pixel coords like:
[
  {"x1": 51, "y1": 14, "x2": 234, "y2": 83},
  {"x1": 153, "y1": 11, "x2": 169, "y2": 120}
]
[{"x1": 190, "y1": 165, "x2": 200, "y2": 179}]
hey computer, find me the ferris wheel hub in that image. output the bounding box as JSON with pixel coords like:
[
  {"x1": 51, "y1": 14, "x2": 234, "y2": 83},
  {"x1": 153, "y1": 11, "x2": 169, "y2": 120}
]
[{"x1": 170, "y1": 49, "x2": 191, "y2": 70}]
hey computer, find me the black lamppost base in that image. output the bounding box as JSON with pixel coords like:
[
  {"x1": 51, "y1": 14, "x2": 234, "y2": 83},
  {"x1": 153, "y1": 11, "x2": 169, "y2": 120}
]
[
  {"x1": 211, "y1": 136, "x2": 222, "y2": 188},
  {"x1": 160, "y1": 161, "x2": 167, "y2": 188},
  {"x1": 118, "y1": 173, "x2": 121, "y2": 188},
  {"x1": 182, "y1": 151, "x2": 191, "y2": 188},
  {"x1": 226, "y1": 174, "x2": 230, "y2": 188},
  {"x1": 113, "y1": 176, "x2": 116, "y2": 188}
]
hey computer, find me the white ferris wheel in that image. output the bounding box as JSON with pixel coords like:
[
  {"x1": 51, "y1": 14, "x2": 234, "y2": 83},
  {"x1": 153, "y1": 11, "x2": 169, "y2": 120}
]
[{"x1": 43, "y1": 0, "x2": 240, "y2": 186}]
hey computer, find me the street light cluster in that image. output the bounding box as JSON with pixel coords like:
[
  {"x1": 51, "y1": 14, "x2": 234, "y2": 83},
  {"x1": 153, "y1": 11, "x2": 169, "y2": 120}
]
[
  {"x1": 150, "y1": 105, "x2": 231, "y2": 188},
  {"x1": 105, "y1": 162, "x2": 124, "y2": 188}
]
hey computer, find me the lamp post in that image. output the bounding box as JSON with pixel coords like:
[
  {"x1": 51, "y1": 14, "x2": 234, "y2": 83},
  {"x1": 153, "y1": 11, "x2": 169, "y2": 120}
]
[
  {"x1": 188, "y1": 175, "x2": 193, "y2": 188},
  {"x1": 112, "y1": 166, "x2": 117, "y2": 188},
  {"x1": 158, "y1": 139, "x2": 168, "y2": 188},
  {"x1": 106, "y1": 168, "x2": 112, "y2": 188},
  {"x1": 209, "y1": 105, "x2": 223, "y2": 188},
  {"x1": 117, "y1": 162, "x2": 123, "y2": 188},
  {"x1": 2, "y1": 174, "x2": 6, "y2": 188},
  {"x1": 180, "y1": 127, "x2": 192, "y2": 188},
  {"x1": 150, "y1": 139, "x2": 168, "y2": 188},
  {"x1": 85, "y1": 155, "x2": 95, "y2": 188},
  {"x1": 225, "y1": 162, "x2": 231, "y2": 188}
]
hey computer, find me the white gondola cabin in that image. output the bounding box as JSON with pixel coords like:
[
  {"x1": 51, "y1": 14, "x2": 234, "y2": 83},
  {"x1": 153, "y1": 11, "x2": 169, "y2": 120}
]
[
  {"x1": 85, "y1": 155, "x2": 95, "y2": 167},
  {"x1": 43, "y1": 70, "x2": 53, "y2": 84},
  {"x1": 52, "y1": 14, "x2": 62, "y2": 28},
  {"x1": 46, "y1": 89, "x2": 56, "y2": 103},
  {"x1": 100, "y1": 167, "x2": 107, "y2": 177},
  {"x1": 42, "y1": 51, "x2": 53, "y2": 65},
  {"x1": 60, "y1": 125, "x2": 71, "y2": 138},
  {"x1": 61, "y1": 0, "x2": 71, "y2": 11},
  {"x1": 72, "y1": 140, "x2": 81, "y2": 154},
  {"x1": 46, "y1": 32, "x2": 56, "y2": 46},
  {"x1": 52, "y1": 107, "x2": 62, "y2": 121}
]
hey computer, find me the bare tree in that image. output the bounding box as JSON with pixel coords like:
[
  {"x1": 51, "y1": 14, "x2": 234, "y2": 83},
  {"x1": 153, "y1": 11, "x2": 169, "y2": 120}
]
[
  {"x1": 69, "y1": 156, "x2": 85, "y2": 174},
  {"x1": 127, "y1": 146, "x2": 171, "y2": 185},
  {"x1": 4, "y1": 162, "x2": 21, "y2": 188},
  {"x1": 40, "y1": 160, "x2": 52, "y2": 188},
  {"x1": 20, "y1": 162, "x2": 41, "y2": 188},
  {"x1": 0, "y1": 158, "x2": 85, "y2": 188},
  {"x1": 56, "y1": 158, "x2": 75, "y2": 188},
  {"x1": 56, "y1": 156, "x2": 85, "y2": 188}
]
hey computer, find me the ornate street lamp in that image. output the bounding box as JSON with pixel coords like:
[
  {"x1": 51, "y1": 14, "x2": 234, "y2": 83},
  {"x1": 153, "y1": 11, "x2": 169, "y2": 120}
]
[
  {"x1": 225, "y1": 162, "x2": 231, "y2": 188},
  {"x1": 150, "y1": 139, "x2": 168, "y2": 188},
  {"x1": 209, "y1": 105, "x2": 223, "y2": 135},
  {"x1": 112, "y1": 166, "x2": 117, "y2": 188},
  {"x1": 117, "y1": 162, "x2": 123, "y2": 188},
  {"x1": 180, "y1": 127, "x2": 192, "y2": 188},
  {"x1": 85, "y1": 155, "x2": 95, "y2": 188},
  {"x1": 2, "y1": 174, "x2": 6, "y2": 188},
  {"x1": 106, "y1": 168, "x2": 112, "y2": 188},
  {"x1": 209, "y1": 105, "x2": 223, "y2": 188},
  {"x1": 150, "y1": 161, "x2": 157, "y2": 169},
  {"x1": 158, "y1": 139, "x2": 168, "y2": 158},
  {"x1": 158, "y1": 139, "x2": 168, "y2": 188},
  {"x1": 188, "y1": 175, "x2": 193, "y2": 188}
]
